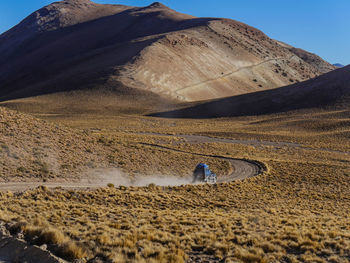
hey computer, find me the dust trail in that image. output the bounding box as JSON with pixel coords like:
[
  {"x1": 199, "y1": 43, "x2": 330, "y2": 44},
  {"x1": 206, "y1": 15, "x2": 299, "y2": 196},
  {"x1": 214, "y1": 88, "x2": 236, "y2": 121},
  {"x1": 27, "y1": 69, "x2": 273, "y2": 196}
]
[
  {"x1": 86, "y1": 168, "x2": 193, "y2": 187},
  {"x1": 130, "y1": 175, "x2": 193, "y2": 187}
]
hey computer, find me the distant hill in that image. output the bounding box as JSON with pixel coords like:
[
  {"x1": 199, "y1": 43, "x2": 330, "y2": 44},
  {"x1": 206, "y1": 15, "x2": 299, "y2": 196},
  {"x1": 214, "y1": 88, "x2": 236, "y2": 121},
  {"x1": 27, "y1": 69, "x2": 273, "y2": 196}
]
[
  {"x1": 152, "y1": 65, "x2": 350, "y2": 118},
  {"x1": 0, "y1": 0, "x2": 336, "y2": 103},
  {"x1": 333, "y1": 63, "x2": 344, "y2": 68}
]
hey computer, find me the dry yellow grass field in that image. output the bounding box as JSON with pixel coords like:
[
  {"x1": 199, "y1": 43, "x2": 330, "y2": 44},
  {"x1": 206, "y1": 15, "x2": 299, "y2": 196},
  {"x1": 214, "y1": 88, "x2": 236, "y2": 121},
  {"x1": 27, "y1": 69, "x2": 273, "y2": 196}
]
[
  {"x1": 0, "y1": 1, "x2": 348, "y2": 262},
  {"x1": 0, "y1": 101, "x2": 349, "y2": 262}
]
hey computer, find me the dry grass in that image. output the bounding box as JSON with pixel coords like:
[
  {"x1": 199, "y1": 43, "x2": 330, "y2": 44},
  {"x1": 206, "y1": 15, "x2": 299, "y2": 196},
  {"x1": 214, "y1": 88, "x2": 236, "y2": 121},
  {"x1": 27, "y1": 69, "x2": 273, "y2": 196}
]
[
  {"x1": 0, "y1": 107, "x2": 230, "y2": 181},
  {"x1": 7, "y1": 219, "x2": 87, "y2": 260},
  {"x1": 0, "y1": 105, "x2": 349, "y2": 262}
]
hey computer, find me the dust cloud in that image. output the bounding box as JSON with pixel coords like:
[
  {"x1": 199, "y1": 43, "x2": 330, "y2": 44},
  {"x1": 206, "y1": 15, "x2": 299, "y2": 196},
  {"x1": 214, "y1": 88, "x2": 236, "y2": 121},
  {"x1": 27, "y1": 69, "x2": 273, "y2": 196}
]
[{"x1": 85, "y1": 168, "x2": 194, "y2": 187}]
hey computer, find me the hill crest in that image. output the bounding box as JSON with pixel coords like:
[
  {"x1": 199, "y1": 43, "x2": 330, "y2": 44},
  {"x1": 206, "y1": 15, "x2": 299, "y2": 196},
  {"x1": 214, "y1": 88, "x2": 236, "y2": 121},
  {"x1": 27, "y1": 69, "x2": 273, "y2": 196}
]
[{"x1": 0, "y1": 0, "x2": 336, "y2": 103}]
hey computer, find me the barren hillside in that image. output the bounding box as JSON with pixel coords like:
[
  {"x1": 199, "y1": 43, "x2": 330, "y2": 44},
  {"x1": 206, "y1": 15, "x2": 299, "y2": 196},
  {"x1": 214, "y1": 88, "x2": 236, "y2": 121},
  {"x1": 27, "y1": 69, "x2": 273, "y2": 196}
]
[
  {"x1": 153, "y1": 65, "x2": 350, "y2": 118},
  {"x1": 0, "y1": 0, "x2": 335, "y2": 103},
  {"x1": 0, "y1": 106, "x2": 116, "y2": 182}
]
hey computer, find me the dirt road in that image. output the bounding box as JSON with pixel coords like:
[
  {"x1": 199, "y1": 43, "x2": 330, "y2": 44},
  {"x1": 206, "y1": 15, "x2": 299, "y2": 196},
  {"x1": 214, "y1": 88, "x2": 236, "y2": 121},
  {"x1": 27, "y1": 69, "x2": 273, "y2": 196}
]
[
  {"x1": 219, "y1": 159, "x2": 262, "y2": 182},
  {"x1": 0, "y1": 134, "x2": 266, "y2": 192},
  {"x1": 175, "y1": 55, "x2": 298, "y2": 99},
  {"x1": 0, "y1": 157, "x2": 264, "y2": 191},
  {"x1": 138, "y1": 141, "x2": 265, "y2": 183}
]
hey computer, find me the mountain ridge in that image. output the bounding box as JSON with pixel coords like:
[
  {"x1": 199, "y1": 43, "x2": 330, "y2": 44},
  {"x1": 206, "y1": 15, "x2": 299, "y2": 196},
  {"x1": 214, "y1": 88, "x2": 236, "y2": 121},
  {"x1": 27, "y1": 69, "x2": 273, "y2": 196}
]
[{"x1": 0, "y1": 0, "x2": 336, "y2": 103}]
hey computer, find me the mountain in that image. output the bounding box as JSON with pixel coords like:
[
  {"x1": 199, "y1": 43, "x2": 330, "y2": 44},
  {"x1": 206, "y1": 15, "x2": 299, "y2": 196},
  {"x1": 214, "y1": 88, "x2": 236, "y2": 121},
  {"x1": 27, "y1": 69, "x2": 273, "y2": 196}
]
[
  {"x1": 0, "y1": 0, "x2": 336, "y2": 103},
  {"x1": 333, "y1": 63, "x2": 344, "y2": 68},
  {"x1": 152, "y1": 65, "x2": 350, "y2": 118}
]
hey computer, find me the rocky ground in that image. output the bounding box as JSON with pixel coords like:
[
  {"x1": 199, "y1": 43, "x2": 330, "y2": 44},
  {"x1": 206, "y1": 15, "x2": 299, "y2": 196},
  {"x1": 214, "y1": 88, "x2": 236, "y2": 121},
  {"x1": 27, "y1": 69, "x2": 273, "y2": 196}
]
[{"x1": 0, "y1": 221, "x2": 67, "y2": 263}]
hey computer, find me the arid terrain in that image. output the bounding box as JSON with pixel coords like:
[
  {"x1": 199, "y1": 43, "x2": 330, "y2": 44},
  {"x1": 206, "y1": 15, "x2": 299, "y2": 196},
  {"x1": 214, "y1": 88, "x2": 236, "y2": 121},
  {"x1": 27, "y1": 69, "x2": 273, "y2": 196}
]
[
  {"x1": 0, "y1": 102, "x2": 350, "y2": 262},
  {"x1": 0, "y1": 0, "x2": 335, "y2": 103},
  {"x1": 154, "y1": 64, "x2": 350, "y2": 118},
  {"x1": 0, "y1": 0, "x2": 349, "y2": 263},
  {"x1": 1, "y1": 65, "x2": 350, "y2": 262}
]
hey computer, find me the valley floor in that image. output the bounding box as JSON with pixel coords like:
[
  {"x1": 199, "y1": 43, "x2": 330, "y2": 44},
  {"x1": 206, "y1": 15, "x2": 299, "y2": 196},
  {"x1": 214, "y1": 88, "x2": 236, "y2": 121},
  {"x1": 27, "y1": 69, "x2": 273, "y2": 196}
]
[{"x1": 0, "y1": 105, "x2": 349, "y2": 262}]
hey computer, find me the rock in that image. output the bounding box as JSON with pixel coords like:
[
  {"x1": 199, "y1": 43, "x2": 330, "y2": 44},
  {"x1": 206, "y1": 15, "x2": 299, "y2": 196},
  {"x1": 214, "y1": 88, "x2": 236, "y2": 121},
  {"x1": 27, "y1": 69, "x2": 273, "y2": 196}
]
[
  {"x1": 0, "y1": 222, "x2": 9, "y2": 238},
  {"x1": 40, "y1": 244, "x2": 48, "y2": 250},
  {"x1": 0, "y1": 221, "x2": 67, "y2": 263}
]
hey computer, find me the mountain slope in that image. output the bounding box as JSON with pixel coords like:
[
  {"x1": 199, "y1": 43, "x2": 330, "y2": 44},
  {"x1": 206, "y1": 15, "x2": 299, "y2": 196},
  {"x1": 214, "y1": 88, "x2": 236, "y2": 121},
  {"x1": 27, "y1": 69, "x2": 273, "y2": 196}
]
[
  {"x1": 0, "y1": 0, "x2": 336, "y2": 103},
  {"x1": 152, "y1": 65, "x2": 350, "y2": 118},
  {"x1": 287, "y1": 47, "x2": 335, "y2": 74}
]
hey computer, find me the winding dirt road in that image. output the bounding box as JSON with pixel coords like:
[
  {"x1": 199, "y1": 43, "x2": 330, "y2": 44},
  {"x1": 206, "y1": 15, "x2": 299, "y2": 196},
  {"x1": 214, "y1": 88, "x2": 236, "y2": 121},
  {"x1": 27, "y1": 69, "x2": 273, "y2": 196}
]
[
  {"x1": 137, "y1": 141, "x2": 265, "y2": 183},
  {"x1": 0, "y1": 134, "x2": 266, "y2": 192},
  {"x1": 218, "y1": 159, "x2": 263, "y2": 182}
]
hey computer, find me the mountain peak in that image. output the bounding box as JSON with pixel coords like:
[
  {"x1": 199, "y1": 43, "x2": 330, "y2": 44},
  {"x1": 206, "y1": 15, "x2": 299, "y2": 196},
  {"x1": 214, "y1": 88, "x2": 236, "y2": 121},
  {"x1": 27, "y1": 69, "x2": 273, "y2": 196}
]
[
  {"x1": 148, "y1": 2, "x2": 168, "y2": 8},
  {"x1": 0, "y1": 0, "x2": 337, "y2": 103},
  {"x1": 62, "y1": 0, "x2": 92, "y2": 3}
]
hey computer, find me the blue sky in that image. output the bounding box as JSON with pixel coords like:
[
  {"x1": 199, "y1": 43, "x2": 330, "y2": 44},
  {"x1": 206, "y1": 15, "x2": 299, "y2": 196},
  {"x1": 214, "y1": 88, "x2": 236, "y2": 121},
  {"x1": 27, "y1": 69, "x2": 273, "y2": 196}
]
[{"x1": 0, "y1": 0, "x2": 348, "y2": 65}]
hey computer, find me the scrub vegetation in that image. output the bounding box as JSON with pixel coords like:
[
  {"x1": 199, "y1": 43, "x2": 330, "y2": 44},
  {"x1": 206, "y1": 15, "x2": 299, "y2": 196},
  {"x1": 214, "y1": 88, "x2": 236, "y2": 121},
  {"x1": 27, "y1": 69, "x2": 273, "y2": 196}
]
[{"x1": 0, "y1": 106, "x2": 349, "y2": 262}]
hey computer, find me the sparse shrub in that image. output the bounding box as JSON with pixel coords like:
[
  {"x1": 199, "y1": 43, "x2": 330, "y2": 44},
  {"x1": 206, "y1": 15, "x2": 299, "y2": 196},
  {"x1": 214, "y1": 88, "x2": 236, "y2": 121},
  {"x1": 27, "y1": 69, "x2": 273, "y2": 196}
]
[
  {"x1": 34, "y1": 160, "x2": 50, "y2": 174},
  {"x1": 0, "y1": 143, "x2": 9, "y2": 152},
  {"x1": 40, "y1": 228, "x2": 66, "y2": 244},
  {"x1": 235, "y1": 247, "x2": 266, "y2": 263},
  {"x1": 147, "y1": 183, "x2": 156, "y2": 189},
  {"x1": 259, "y1": 242, "x2": 280, "y2": 253},
  {"x1": 58, "y1": 241, "x2": 87, "y2": 260},
  {"x1": 60, "y1": 164, "x2": 71, "y2": 169},
  {"x1": 39, "y1": 164, "x2": 49, "y2": 174},
  {"x1": 97, "y1": 233, "x2": 113, "y2": 246},
  {"x1": 17, "y1": 166, "x2": 26, "y2": 173}
]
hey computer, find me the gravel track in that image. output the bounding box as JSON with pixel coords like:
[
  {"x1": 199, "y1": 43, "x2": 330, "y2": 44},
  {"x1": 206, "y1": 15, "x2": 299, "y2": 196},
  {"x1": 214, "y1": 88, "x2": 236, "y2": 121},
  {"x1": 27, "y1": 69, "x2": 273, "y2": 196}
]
[
  {"x1": 0, "y1": 134, "x2": 266, "y2": 192},
  {"x1": 138, "y1": 142, "x2": 265, "y2": 183}
]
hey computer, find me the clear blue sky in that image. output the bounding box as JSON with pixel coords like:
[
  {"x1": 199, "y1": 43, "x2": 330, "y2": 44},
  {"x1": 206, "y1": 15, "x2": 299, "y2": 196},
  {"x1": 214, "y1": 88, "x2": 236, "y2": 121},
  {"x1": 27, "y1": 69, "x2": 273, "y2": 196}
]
[{"x1": 0, "y1": 0, "x2": 348, "y2": 65}]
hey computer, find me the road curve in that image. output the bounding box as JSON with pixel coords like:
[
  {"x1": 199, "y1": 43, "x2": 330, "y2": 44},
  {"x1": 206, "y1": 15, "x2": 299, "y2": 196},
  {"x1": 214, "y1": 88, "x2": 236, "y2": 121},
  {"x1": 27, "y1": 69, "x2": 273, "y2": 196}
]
[
  {"x1": 0, "y1": 135, "x2": 266, "y2": 192},
  {"x1": 137, "y1": 142, "x2": 266, "y2": 183},
  {"x1": 219, "y1": 159, "x2": 263, "y2": 183}
]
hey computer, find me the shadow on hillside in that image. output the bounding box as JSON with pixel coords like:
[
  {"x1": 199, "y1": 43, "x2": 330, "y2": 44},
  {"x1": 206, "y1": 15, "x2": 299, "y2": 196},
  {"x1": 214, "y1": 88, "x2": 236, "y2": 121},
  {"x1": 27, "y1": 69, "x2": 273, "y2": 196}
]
[
  {"x1": 0, "y1": 6, "x2": 217, "y2": 101},
  {"x1": 150, "y1": 66, "x2": 350, "y2": 118}
]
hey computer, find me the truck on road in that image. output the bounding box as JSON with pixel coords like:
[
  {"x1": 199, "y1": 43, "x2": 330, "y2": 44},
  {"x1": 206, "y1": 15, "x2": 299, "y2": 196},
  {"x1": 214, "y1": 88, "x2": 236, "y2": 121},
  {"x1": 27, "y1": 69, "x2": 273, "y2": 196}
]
[{"x1": 193, "y1": 163, "x2": 217, "y2": 184}]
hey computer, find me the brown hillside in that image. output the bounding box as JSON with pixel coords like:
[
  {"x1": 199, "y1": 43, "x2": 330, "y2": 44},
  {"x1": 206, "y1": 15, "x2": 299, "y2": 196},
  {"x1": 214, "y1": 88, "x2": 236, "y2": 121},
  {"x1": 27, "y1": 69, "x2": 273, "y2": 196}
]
[
  {"x1": 0, "y1": 0, "x2": 335, "y2": 103},
  {"x1": 288, "y1": 47, "x2": 334, "y2": 74},
  {"x1": 0, "y1": 106, "x2": 116, "y2": 181},
  {"x1": 153, "y1": 65, "x2": 350, "y2": 118}
]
